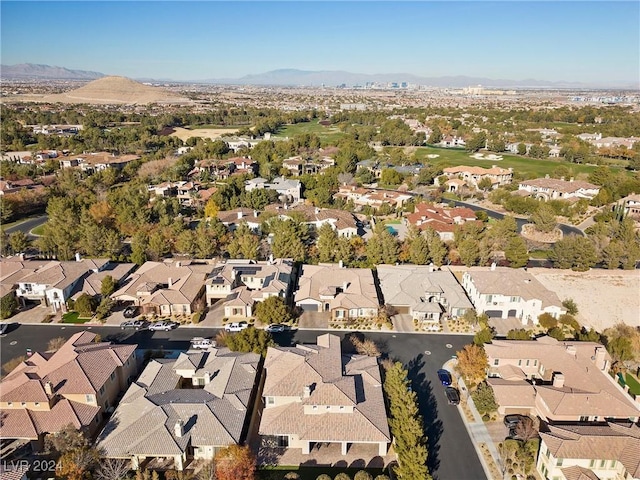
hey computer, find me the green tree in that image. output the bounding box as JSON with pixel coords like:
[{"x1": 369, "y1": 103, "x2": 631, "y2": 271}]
[
  {"x1": 473, "y1": 327, "x2": 495, "y2": 346},
  {"x1": 562, "y1": 298, "x2": 578, "y2": 316},
  {"x1": 380, "y1": 168, "x2": 404, "y2": 186},
  {"x1": 100, "y1": 275, "x2": 117, "y2": 297},
  {"x1": 505, "y1": 236, "x2": 529, "y2": 268},
  {"x1": 1, "y1": 294, "x2": 18, "y2": 319},
  {"x1": 8, "y1": 231, "x2": 29, "y2": 254},
  {"x1": 455, "y1": 344, "x2": 488, "y2": 388},
  {"x1": 424, "y1": 227, "x2": 447, "y2": 266},
  {"x1": 270, "y1": 219, "x2": 307, "y2": 261},
  {"x1": 607, "y1": 336, "x2": 634, "y2": 363},
  {"x1": 530, "y1": 203, "x2": 557, "y2": 233},
  {"x1": 225, "y1": 326, "x2": 274, "y2": 356},
  {"x1": 471, "y1": 382, "x2": 498, "y2": 415},
  {"x1": 227, "y1": 223, "x2": 260, "y2": 260},
  {"x1": 538, "y1": 313, "x2": 558, "y2": 330},
  {"x1": 254, "y1": 296, "x2": 292, "y2": 325},
  {"x1": 458, "y1": 238, "x2": 480, "y2": 266},
  {"x1": 130, "y1": 232, "x2": 148, "y2": 266},
  {"x1": 383, "y1": 362, "x2": 430, "y2": 480},
  {"x1": 550, "y1": 235, "x2": 597, "y2": 271},
  {"x1": 75, "y1": 293, "x2": 97, "y2": 317},
  {"x1": 466, "y1": 131, "x2": 487, "y2": 153},
  {"x1": 316, "y1": 223, "x2": 338, "y2": 263},
  {"x1": 477, "y1": 177, "x2": 493, "y2": 192},
  {"x1": 428, "y1": 126, "x2": 442, "y2": 144},
  {"x1": 506, "y1": 329, "x2": 532, "y2": 340}
]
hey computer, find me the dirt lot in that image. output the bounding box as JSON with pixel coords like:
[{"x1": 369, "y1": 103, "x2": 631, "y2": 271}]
[
  {"x1": 170, "y1": 127, "x2": 237, "y2": 142},
  {"x1": 529, "y1": 268, "x2": 640, "y2": 331}
]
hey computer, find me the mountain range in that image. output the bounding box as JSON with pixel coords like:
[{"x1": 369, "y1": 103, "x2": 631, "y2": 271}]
[{"x1": 1, "y1": 63, "x2": 632, "y2": 89}]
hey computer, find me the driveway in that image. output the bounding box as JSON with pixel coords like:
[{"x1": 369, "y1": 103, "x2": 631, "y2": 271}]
[
  {"x1": 391, "y1": 314, "x2": 415, "y2": 332},
  {"x1": 298, "y1": 311, "x2": 329, "y2": 329}
]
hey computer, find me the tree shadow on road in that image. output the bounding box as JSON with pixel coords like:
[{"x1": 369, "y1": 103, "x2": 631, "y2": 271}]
[{"x1": 408, "y1": 353, "x2": 443, "y2": 476}]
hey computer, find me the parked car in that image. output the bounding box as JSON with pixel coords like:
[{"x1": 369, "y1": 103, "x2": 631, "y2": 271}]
[
  {"x1": 190, "y1": 337, "x2": 216, "y2": 349},
  {"x1": 445, "y1": 386, "x2": 460, "y2": 405},
  {"x1": 224, "y1": 321, "x2": 249, "y2": 332},
  {"x1": 437, "y1": 369, "x2": 452, "y2": 386},
  {"x1": 265, "y1": 323, "x2": 286, "y2": 333},
  {"x1": 148, "y1": 320, "x2": 179, "y2": 331},
  {"x1": 503, "y1": 414, "x2": 525, "y2": 429},
  {"x1": 123, "y1": 306, "x2": 139, "y2": 318},
  {"x1": 0, "y1": 322, "x2": 10, "y2": 335},
  {"x1": 120, "y1": 319, "x2": 149, "y2": 330}
]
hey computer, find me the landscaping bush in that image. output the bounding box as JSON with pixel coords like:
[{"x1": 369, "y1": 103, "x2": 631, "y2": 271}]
[
  {"x1": 284, "y1": 473, "x2": 300, "y2": 480},
  {"x1": 538, "y1": 313, "x2": 558, "y2": 330},
  {"x1": 316, "y1": 475, "x2": 332, "y2": 480},
  {"x1": 334, "y1": 474, "x2": 351, "y2": 480},
  {"x1": 471, "y1": 382, "x2": 498, "y2": 415},
  {"x1": 374, "y1": 476, "x2": 390, "y2": 480},
  {"x1": 354, "y1": 472, "x2": 373, "y2": 480},
  {"x1": 192, "y1": 312, "x2": 202, "y2": 324}
]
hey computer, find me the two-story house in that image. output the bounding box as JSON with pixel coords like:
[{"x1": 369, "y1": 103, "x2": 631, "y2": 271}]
[
  {"x1": 518, "y1": 176, "x2": 600, "y2": 201},
  {"x1": 259, "y1": 334, "x2": 391, "y2": 459},
  {"x1": 484, "y1": 337, "x2": 640, "y2": 422},
  {"x1": 461, "y1": 267, "x2": 566, "y2": 325},
  {"x1": 0, "y1": 332, "x2": 137, "y2": 450},
  {"x1": 436, "y1": 165, "x2": 513, "y2": 190},
  {"x1": 204, "y1": 258, "x2": 294, "y2": 318},
  {"x1": 245, "y1": 176, "x2": 302, "y2": 204}
]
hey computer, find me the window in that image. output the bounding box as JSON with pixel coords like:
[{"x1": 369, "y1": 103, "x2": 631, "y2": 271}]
[
  {"x1": 545, "y1": 449, "x2": 550, "y2": 459},
  {"x1": 34, "y1": 402, "x2": 40, "y2": 407},
  {"x1": 510, "y1": 296, "x2": 519, "y2": 303},
  {"x1": 21, "y1": 402, "x2": 26, "y2": 406},
  {"x1": 486, "y1": 295, "x2": 493, "y2": 303},
  {"x1": 266, "y1": 397, "x2": 275, "y2": 405},
  {"x1": 99, "y1": 386, "x2": 105, "y2": 396},
  {"x1": 7, "y1": 402, "x2": 12, "y2": 406},
  {"x1": 110, "y1": 372, "x2": 116, "y2": 381},
  {"x1": 589, "y1": 460, "x2": 595, "y2": 468},
  {"x1": 599, "y1": 460, "x2": 605, "y2": 468},
  {"x1": 326, "y1": 405, "x2": 331, "y2": 410},
  {"x1": 312, "y1": 405, "x2": 318, "y2": 410},
  {"x1": 610, "y1": 460, "x2": 616, "y2": 468},
  {"x1": 579, "y1": 416, "x2": 588, "y2": 422},
  {"x1": 494, "y1": 359, "x2": 499, "y2": 366},
  {"x1": 85, "y1": 394, "x2": 95, "y2": 403},
  {"x1": 526, "y1": 359, "x2": 530, "y2": 366},
  {"x1": 518, "y1": 360, "x2": 522, "y2": 366},
  {"x1": 557, "y1": 458, "x2": 563, "y2": 466},
  {"x1": 534, "y1": 359, "x2": 538, "y2": 366}
]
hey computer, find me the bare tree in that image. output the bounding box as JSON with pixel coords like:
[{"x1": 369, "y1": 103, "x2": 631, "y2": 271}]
[
  {"x1": 514, "y1": 416, "x2": 539, "y2": 442},
  {"x1": 349, "y1": 334, "x2": 381, "y2": 357},
  {"x1": 95, "y1": 459, "x2": 131, "y2": 480},
  {"x1": 47, "y1": 337, "x2": 67, "y2": 352}
]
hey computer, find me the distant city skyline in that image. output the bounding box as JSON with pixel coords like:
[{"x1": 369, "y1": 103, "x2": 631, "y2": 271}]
[{"x1": 1, "y1": 1, "x2": 638, "y2": 86}]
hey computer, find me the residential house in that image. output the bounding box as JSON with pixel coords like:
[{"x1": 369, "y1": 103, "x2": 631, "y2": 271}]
[
  {"x1": 461, "y1": 267, "x2": 566, "y2": 324},
  {"x1": 593, "y1": 136, "x2": 639, "y2": 150},
  {"x1": 66, "y1": 152, "x2": 140, "y2": 174},
  {"x1": 355, "y1": 159, "x2": 384, "y2": 179},
  {"x1": 621, "y1": 194, "x2": 640, "y2": 219},
  {"x1": 14, "y1": 258, "x2": 111, "y2": 313},
  {"x1": 437, "y1": 165, "x2": 513, "y2": 190},
  {"x1": 264, "y1": 204, "x2": 360, "y2": 238},
  {"x1": 294, "y1": 264, "x2": 379, "y2": 322},
  {"x1": 0, "y1": 332, "x2": 137, "y2": 449},
  {"x1": 259, "y1": 334, "x2": 391, "y2": 456},
  {"x1": 205, "y1": 258, "x2": 294, "y2": 318},
  {"x1": 0, "y1": 179, "x2": 37, "y2": 196},
  {"x1": 518, "y1": 177, "x2": 600, "y2": 201},
  {"x1": 0, "y1": 258, "x2": 50, "y2": 317},
  {"x1": 484, "y1": 337, "x2": 640, "y2": 422},
  {"x1": 537, "y1": 422, "x2": 640, "y2": 480},
  {"x1": 245, "y1": 176, "x2": 302, "y2": 204},
  {"x1": 282, "y1": 155, "x2": 334, "y2": 176},
  {"x1": 68, "y1": 262, "x2": 137, "y2": 303},
  {"x1": 405, "y1": 202, "x2": 478, "y2": 241},
  {"x1": 216, "y1": 208, "x2": 261, "y2": 232},
  {"x1": 226, "y1": 157, "x2": 258, "y2": 176},
  {"x1": 377, "y1": 265, "x2": 473, "y2": 324},
  {"x1": 333, "y1": 186, "x2": 413, "y2": 210},
  {"x1": 111, "y1": 260, "x2": 214, "y2": 316},
  {"x1": 438, "y1": 135, "x2": 466, "y2": 148},
  {"x1": 97, "y1": 348, "x2": 260, "y2": 471}
]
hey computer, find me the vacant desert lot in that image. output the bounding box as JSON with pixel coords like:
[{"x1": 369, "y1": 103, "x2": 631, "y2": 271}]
[
  {"x1": 529, "y1": 268, "x2": 640, "y2": 331},
  {"x1": 170, "y1": 127, "x2": 237, "y2": 142}
]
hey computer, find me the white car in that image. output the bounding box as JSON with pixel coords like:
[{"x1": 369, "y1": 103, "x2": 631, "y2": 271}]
[
  {"x1": 224, "y1": 322, "x2": 249, "y2": 332},
  {"x1": 148, "y1": 320, "x2": 179, "y2": 331},
  {"x1": 190, "y1": 337, "x2": 216, "y2": 349}
]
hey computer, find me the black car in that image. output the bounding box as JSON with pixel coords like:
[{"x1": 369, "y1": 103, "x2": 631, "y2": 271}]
[
  {"x1": 123, "y1": 306, "x2": 139, "y2": 318},
  {"x1": 437, "y1": 369, "x2": 452, "y2": 386},
  {"x1": 503, "y1": 414, "x2": 525, "y2": 428},
  {"x1": 445, "y1": 386, "x2": 460, "y2": 405}
]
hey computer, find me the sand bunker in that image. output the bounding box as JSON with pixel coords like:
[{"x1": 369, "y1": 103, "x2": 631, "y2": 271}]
[
  {"x1": 470, "y1": 153, "x2": 503, "y2": 161},
  {"x1": 426, "y1": 154, "x2": 440, "y2": 159},
  {"x1": 170, "y1": 127, "x2": 239, "y2": 142}
]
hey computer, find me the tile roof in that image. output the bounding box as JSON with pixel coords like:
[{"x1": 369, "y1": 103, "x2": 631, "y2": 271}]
[
  {"x1": 541, "y1": 423, "x2": 640, "y2": 478},
  {"x1": 519, "y1": 178, "x2": 599, "y2": 193},
  {"x1": 16, "y1": 259, "x2": 110, "y2": 291},
  {"x1": 294, "y1": 264, "x2": 379, "y2": 311},
  {"x1": 97, "y1": 348, "x2": 259, "y2": 457},
  {"x1": 259, "y1": 334, "x2": 390, "y2": 444},
  {"x1": 444, "y1": 165, "x2": 512, "y2": 175}
]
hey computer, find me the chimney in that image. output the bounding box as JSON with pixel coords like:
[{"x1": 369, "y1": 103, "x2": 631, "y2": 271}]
[
  {"x1": 75, "y1": 252, "x2": 82, "y2": 262},
  {"x1": 560, "y1": 176, "x2": 565, "y2": 181},
  {"x1": 566, "y1": 345, "x2": 577, "y2": 357},
  {"x1": 237, "y1": 211, "x2": 243, "y2": 219},
  {"x1": 44, "y1": 381, "x2": 54, "y2": 396},
  {"x1": 545, "y1": 174, "x2": 550, "y2": 179},
  {"x1": 168, "y1": 278, "x2": 173, "y2": 288},
  {"x1": 342, "y1": 281, "x2": 349, "y2": 291},
  {"x1": 303, "y1": 385, "x2": 311, "y2": 398},
  {"x1": 569, "y1": 177, "x2": 574, "y2": 182},
  {"x1": 254, "y1": 210, "x2": 258, "y2": 218},
  {"x1": 594, "y1": 346, "x2": 607, "y2": 370},
  {"x1": 552, "y1": 373, "x2": 565, "y2": 388},
  {"x1": 428, "y1": 263, "x2": 434, "y2": 273},
  {"x1": 338, "y1": 260, "x2": 343, "y2": 269},
  {"x1": 269, "y1": 254, "x2": 274, "y2": 264},
  {"x1": 315, "y1": 207, "x2": 320, "y2": 215},
  {"x1": 175, "y1": 261, "x2": 181, "y2": 268},
  {"x1": 204, "y1": 371, "x2": 211, "y2": 384},
  {"x1": 174, "y1": 420, "x2": 184, "y2": 437},
  {"x1": 490, "y1": 262, "x2": 496, "y2": 271}
]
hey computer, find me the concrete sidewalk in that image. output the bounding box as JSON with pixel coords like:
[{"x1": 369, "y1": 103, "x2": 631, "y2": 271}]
[{"x1": 444, "y1": 359, "x2": 503, "y2": 480}]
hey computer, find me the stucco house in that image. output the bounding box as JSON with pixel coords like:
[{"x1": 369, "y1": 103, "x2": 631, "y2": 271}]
[
  {"x1": 518, "y1": 177, "x2": 600, "y2": 201},
  {"x1": 204, "y1": 258, "x2": 294, "y2": 318},
  {"x1": 264, "y1": 204, "x2": 360, "y2": 238},
  {"x1": 14, "y1": 258, "x2": 111, "y2": 313},
  {"x1": 96, "y1": 348, "x2": 260, "y2": 471},
  {"x1": 245, "y1": 176, "x2": 302, "y2": 203},
  {"x1": 537, "y1": 422, "x2": 640, "y2": 480},
  {"x1": 377, "y1": 265, "x2": 473, "y2": 324},
  {"x1": 461, "y1": 267, "x2": 566, "y2": 325},
  {"x1": 111, "y1": 260, "x2": 213, "y2": 316},
  {"x1": 0, "y1": 332, "x2": 137, "y2": 450},
  {"x1": 484, "y1": 337, "x2": 640, "y2": 422},
  {"x1": 259, "y1": 334, "x2": 391, "y2": 457},
  {"x1": 405, "y1": 202, "x2": 478, "y2": 241},
  {"x1": 294, "y1": 264, "x2": 379, "y2": 322},
  {"x1": 437, "y1": 165, "x2": 513, "y2": 190}
]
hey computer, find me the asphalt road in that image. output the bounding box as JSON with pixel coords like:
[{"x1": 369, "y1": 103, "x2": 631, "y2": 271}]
[
  {"x1": 3, "y1": 215, "x2": 48, "y2": 238},
  {"x1": 0, "y1": 325, "x2": 484, "y2": 480}
]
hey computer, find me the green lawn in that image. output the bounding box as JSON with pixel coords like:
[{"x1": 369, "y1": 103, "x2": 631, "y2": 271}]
[
  {"x1": 408, "y1": 146, "x2": 617, "y2": 178},
  {"x1": 31, "y1": 224, "x2": 45, "y2": 236},
  {"x1": 529, "y1": 250, "x2": 552, "y2": 259},
  {"x1": 272, "y1": 121, "x2": 347, "y2": 145},
  {"x1": 186, "y1": 124, "x2": 247, "y2": 130},
  {"x1": 62, "y1": 311, "x2": 91, "y2": 324},
  {"x1": 625, "y1": 373, "x2": 640, "y2": 396},
  {"x1": 258, "y1": 466, "x2": 386, "y2": 480}
]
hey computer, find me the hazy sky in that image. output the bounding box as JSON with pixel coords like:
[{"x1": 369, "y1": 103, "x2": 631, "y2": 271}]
[{"x1": 1, "y1": 1, "x2": 638, "y2": 85}]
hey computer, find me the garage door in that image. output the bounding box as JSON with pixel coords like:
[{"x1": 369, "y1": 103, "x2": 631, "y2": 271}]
[
  {"x1": 485, "y1": 310, "x2": 503, "y2": 318},
  {"x1": 299, "y1": 303, "x2": 319, "y2": 312},
  {"x1": 394, "y1": 306, "x2": 410, "y2": 314},
  {"x1": 504, "y1": 408, "x2": 532, "y2": 415}
]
